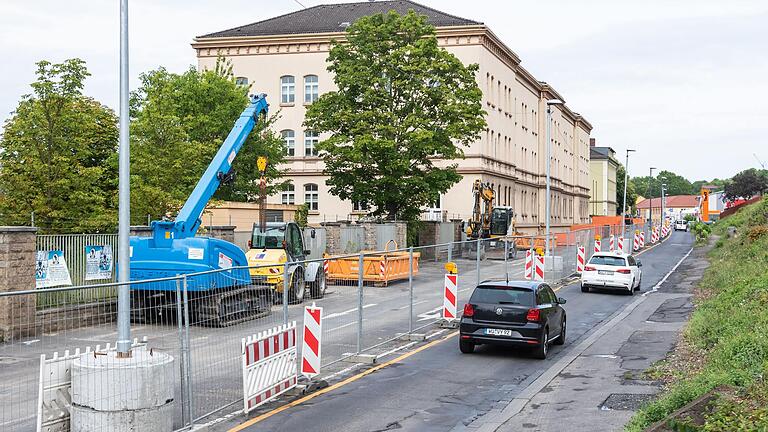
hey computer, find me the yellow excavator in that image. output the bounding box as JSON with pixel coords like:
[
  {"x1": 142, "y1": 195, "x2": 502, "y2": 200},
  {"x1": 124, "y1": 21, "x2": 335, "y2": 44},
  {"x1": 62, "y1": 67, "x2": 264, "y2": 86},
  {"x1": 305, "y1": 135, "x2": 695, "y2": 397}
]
[{"x1": 465, "y1": 180, "x2": 517, "y2": 258}]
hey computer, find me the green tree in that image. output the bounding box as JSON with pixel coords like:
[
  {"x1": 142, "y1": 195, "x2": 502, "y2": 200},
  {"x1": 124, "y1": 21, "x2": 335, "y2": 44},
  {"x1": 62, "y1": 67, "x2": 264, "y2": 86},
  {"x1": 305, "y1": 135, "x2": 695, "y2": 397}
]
[
  {"x1": 304, "y1": 11, "x2": 486, "y2": 221},
  {"x1": 0, "y1": 59, "x2": 118, "y2": 233},
  {"x1": 130, "y1": 59, "x2": 287, "y2": 224},
  {"x1": 656, "y1": 170, "x2": 692, "y2": 196},
  {"x1": 616, "y1": 164, "x2": 638, "y2": 215},
  {"x1": 723, "y1": 168, "x2": 768, "y2": 202}
]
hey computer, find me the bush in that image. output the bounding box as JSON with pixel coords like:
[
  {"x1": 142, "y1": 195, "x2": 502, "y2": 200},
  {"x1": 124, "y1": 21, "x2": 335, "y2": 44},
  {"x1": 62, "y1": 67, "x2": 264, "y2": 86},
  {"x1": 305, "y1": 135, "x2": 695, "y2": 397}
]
[{"x1": 690, "y1": 221, "x2": 712, "y2": 243}]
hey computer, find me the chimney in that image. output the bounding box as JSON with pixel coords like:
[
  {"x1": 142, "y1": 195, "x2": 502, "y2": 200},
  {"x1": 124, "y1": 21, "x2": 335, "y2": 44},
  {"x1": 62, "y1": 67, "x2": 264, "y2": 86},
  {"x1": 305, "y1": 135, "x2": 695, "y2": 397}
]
[{"x1": 589, "y1": 138, "x2": 596, "y2": 147}]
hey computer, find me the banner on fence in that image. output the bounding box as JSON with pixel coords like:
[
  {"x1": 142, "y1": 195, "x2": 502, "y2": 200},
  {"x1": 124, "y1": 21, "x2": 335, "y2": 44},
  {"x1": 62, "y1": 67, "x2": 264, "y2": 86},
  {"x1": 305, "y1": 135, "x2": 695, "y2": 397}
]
[
  {"x1": 242, "y1": 322, "x2": 298, "y2": 413},
  {"x1": 84, "y1": 245, "x2": 113, "y2": 281},
  {"x1": 35, "y1": 250, "x2": 72, "y2": 288}
]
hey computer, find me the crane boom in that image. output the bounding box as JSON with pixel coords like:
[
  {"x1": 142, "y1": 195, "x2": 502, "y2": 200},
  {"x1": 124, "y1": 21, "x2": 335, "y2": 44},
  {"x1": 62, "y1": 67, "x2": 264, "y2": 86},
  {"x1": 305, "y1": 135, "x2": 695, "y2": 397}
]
[{"x1": 153, "y1": 93, "x2": 268, "y2": 242}]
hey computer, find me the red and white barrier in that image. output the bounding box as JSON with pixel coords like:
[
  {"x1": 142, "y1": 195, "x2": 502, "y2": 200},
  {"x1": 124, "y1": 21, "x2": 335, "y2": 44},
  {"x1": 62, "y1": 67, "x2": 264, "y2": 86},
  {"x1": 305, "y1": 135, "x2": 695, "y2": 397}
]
[
  {"x1": 301, "y1": 304, "x2": 323, "y2": 378},
  {"x1": 594, "y1": 239, "x2": 601, "y2": 254},
  {"x1": 609, "y1": 235, "x2": 615, "y2": 252},
  {"x1": 242, "y1": 322, "x2": 298, "y2": 413},
  {"x1": 633, "y1": 231, "x2": 640, "y2": 251},
  {"x1": 534, "y1": 255, "x2": 545, "y2": 281},
  {"x1": 618, "y1": 236, "x2": 624, "y2": 253},
  {"x1": 323, "y1": 259, "x2": 329, "y2": 275},
  {"x1": 640, "y1": 231, "x2": 645, "y2": 248},
  {"x1": 576, "y1": 246, "x2": 585, "y2": 273},
  {"x1": 443, "y1": 273, "x2": 458, "y2": 321},
  {"x1": 524, "y1": 250, "x2": 533, "y2": 280}
]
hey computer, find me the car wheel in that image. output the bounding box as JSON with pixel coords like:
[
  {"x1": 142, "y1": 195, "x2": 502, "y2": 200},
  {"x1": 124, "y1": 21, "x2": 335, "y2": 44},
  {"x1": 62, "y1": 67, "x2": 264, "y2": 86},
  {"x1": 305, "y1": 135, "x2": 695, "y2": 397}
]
[
  {"x1": 635, "y1": 276, "x2": 642, "y2": 291},
  {"x1": 581, "y1": 284, "x2": 589, "y2": 293},
  {"x1": 533, "y1": 329, "x2": 549, "y2": 359},
  {"x1": 554, "y1": 318, "x2": 566, "y2": 345},
  {"x1": 309, "y1": 269, "x2": 327, "y2": 299},
  {"x1": 459, "y1": 339, "x2": 475, "y2": 354},
  {"x1": 628, "y1": 281, "x2": 635, "y2": 296}
]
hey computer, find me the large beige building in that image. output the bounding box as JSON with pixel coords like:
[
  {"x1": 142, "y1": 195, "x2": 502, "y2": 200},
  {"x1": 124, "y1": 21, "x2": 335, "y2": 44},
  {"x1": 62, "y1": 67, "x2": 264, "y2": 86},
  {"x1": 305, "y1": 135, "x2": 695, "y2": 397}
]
[{"x1": 192, "y1": 0, "x2": 593, "y2": 230}]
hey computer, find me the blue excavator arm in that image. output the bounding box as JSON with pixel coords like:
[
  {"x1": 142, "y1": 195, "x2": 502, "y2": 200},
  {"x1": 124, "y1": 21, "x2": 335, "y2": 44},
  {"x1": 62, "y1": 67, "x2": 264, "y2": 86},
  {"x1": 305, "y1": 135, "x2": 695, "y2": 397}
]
[{"x1": 151, "y1": 93, "x2": 269, "y2": 245}]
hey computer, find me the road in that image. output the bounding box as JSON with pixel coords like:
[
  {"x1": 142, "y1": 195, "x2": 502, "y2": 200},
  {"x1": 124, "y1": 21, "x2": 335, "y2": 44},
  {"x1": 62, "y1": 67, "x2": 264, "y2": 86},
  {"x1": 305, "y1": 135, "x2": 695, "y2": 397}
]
[{"x1": 228, "y1": 231, "x2": 693, "y2": 432}]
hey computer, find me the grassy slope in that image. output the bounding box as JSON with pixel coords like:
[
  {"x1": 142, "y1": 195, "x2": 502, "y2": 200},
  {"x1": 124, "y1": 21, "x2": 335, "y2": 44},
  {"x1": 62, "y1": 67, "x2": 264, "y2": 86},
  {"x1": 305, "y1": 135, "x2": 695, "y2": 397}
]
[{"x1": 626, "y1": 198, "x2": 768, "y2": 431}]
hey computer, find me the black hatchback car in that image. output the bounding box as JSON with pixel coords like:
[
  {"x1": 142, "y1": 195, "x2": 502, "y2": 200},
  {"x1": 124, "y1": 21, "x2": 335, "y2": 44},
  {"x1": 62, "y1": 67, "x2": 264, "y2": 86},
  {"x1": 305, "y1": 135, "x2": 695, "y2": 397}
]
[{"x1": 459, "y1": 281, "x2": 566, "y2": 359}]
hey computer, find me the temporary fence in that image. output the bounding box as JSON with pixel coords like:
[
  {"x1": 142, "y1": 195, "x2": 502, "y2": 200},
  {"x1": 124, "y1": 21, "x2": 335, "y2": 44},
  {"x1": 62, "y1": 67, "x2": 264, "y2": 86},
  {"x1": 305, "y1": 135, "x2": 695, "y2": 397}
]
[{"x1": 2, "y1": 225, "x2": 657, "y2": 431}]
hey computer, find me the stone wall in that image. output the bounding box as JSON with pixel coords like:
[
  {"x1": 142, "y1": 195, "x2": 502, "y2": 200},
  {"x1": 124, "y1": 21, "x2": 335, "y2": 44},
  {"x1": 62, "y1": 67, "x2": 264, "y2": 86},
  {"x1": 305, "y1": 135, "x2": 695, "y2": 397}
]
[
  {"x1": 0, "y1": 227, "x2": 38, "y2": 342},
  {"x1": 321, "y1": 223, "x2": 342, "y2": 255}
]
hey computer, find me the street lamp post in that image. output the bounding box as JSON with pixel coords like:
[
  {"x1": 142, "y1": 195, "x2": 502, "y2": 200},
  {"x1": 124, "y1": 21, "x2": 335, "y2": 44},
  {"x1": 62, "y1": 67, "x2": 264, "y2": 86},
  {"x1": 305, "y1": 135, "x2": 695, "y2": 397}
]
[
  {"x1": 116, "y1": 0, "x2": 131, "y2": 356},
  {"x1": 621, "y1": 149, "x2": 636, "y2": 250},
  {"x1": 544, "y1": 99, "x2": 563, "y2": 257},
  {"x1": 661, "y1": 183, "x2": 668, "y2": 226},
  {"x1": 647, "y1": 167, "x2": 656, "y2": 222}
]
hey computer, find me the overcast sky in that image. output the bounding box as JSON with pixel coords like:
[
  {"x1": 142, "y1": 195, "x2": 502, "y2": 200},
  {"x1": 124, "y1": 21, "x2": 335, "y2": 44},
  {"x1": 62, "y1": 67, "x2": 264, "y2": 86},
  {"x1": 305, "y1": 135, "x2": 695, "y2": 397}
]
[{"x1": 1, "y1": 0, "x2": 766, "y2": 181}]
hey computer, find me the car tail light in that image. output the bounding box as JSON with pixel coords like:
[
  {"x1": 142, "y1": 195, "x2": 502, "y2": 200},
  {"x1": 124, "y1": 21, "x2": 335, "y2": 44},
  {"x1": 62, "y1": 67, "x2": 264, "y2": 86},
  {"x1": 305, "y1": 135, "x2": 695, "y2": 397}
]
[
  {"x1": 616, "y1": 268, "x2": 631, "y2": 274},
  {"x1": 526, "y1": 308, "x2": 540, "y2": 322},
  {"x1": 584, "y1": 265, "x2": 596, "y2": 272},
  {"x1": 463, "y1": 303, "x2": 474, "y2": 317}
]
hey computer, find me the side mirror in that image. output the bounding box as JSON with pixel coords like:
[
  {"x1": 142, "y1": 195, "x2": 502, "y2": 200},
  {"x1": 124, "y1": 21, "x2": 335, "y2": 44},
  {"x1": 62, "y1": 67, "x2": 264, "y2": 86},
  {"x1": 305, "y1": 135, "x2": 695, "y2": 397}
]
[
  {"x1": 304, "y1": 249, "x2": 311, "y2": 256},
  {"x1": 310, "y1": 229, "x2": 316, "y2": 239},
  {"x1": 558, "y1": 297, "x2": 567, "y2": 305}
]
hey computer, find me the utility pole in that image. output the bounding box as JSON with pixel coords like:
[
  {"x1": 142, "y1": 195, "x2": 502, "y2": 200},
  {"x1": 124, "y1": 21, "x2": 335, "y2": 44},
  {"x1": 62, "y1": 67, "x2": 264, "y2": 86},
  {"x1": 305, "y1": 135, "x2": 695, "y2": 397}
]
[
  {"x1": 116, "y1": 0, "x2": 131, "y2": 356},
  {"x1": 621, "y1": 149, "x2": 636, "y2": 248}
]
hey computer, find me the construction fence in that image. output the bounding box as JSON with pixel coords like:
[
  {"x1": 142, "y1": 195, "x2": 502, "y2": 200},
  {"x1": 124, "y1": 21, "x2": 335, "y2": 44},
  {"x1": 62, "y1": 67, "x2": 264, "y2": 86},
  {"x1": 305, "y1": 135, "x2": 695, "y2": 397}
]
[{"x1": 1, "y1": 223, "x2": 654, "y2": 431}]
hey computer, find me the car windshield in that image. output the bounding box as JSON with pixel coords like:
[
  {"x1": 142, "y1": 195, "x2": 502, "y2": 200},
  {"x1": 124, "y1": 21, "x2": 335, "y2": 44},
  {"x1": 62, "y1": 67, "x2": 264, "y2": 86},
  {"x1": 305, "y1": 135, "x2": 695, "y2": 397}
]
[
  {"x1": 251, "y1": 226, "x2": 285, "y2": 249},
  {"x1": 470, "y1": 286, "x2": 534, "y2": 306},
  {"x1": 589, "y1": 256, "x2": 627, "y2": 266}
]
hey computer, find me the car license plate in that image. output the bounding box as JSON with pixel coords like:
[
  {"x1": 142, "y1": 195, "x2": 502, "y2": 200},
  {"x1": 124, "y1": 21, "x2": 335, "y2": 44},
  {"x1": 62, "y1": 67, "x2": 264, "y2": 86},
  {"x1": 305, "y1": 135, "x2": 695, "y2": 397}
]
[
  {"x1": 486, "y1": 328, "x2": 512, "y2": 336},
  {"x1": 598, "y1": 270, "x2": 613, "y2": 275}
]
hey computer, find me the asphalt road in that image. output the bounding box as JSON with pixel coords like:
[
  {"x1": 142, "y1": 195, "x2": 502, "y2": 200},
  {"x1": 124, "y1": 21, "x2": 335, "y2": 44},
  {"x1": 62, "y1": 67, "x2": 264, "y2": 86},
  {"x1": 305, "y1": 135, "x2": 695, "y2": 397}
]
[{"x1": 233, "y1": 231, "x2": 694, "y2": 432}]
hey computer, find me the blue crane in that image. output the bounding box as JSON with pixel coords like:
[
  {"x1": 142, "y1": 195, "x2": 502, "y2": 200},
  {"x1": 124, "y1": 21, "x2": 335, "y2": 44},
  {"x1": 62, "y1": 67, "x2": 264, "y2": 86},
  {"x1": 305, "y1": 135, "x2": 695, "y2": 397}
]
[{"x1": 129, "y1": 93, "x2": 273, "y2": 326}]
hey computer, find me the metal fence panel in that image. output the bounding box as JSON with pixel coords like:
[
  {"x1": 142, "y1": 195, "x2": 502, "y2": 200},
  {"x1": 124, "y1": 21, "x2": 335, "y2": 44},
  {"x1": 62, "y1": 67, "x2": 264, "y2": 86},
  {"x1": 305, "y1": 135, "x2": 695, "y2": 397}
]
[
  {"x1": 339, "y1": 226, "x2": 364, "y2": 254},
  {"x1": 36, "y1": 234, "x2": 118, "y2": 286}
]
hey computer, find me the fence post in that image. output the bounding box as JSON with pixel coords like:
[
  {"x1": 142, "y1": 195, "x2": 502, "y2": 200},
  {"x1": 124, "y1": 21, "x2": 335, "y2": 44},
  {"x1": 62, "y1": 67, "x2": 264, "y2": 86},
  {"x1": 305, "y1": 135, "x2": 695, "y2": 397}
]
[
  {"x1": 408, "y1": 246, "x2": 414, "y2": 334},
  {"x1": 175, "y1": 278, "x2": 189, "y2": 426},
  {"x1": 283, "y1": 263, "x2": 290, "y2": 326},
  {"x1": 476, "y1": 238, "x2": 481, "y2": 288},
  {"x1": 181, "y1": 274, "x2": 194, "y2": 421},
  {"x1": 357, "y1": 252, "x2": 364, "y2": 353}
]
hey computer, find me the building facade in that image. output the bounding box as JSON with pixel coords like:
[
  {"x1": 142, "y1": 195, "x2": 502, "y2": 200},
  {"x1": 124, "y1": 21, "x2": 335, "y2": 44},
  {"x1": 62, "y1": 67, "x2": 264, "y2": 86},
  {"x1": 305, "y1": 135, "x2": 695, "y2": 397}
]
[
  {"x1": 588, "y1": 142, "x2": 619, "y2": 216},
  {"x1": 192, "y1": 0, "x2": 593, "y2": 229},
  {"x1": 636, "y1": 195, "x2": 700, "y2": 223}
]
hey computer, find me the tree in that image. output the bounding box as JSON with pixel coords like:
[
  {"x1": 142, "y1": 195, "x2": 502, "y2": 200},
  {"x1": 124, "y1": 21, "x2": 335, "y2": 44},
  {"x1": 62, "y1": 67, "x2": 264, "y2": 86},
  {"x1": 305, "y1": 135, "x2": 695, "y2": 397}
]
[
  {"x1": 0, "y1": 59, "x2": 118, "y2": 233},
  {"x1": 616, "y1": 165, "x2": 638, "y2": 215},
  {"x1": 656, "y1": 170, "x2": 692, "y2": 197},
  {"x1": 130, "y1": 59, "x2": 287, "y2": 224},
  {"x1": 723, "y1": 169, "x2": 768, "y2": 202},
  {"x1": 304, "y1": 11, "x2": 486, "y2": 221}
]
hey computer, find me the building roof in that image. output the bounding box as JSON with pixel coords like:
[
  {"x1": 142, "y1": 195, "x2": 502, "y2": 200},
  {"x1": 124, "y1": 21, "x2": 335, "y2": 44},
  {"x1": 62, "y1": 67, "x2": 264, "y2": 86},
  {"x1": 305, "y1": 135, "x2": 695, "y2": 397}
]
[
  {"x1": 636, "y1": 195, "x2": 700, "y2": 209},
  {"x1": 590, "y1": 146, "x2": 616, "y2": 161},
  {"x1": 199, "y1": 0, "x2": 481, "y2": 39}
]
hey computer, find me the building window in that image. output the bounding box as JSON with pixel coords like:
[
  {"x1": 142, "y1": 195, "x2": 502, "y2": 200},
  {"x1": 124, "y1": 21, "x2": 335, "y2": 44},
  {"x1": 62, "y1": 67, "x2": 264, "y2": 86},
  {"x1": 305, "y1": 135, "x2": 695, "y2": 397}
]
[
  {"x1": 353, "y1": 201, "x2": 369, "y2": 212},
  {"x1": 281, "y1": 130, "x2": 295, "y2": 156},
  {"x1": 304, "y1": 75, "x2": 319, "y2": 103},
  {"x1": 280, "y1": 75, "x2": 295, "y2": 104},
  {"x1": 304, "y1": 184, "x2": 318, "y2": 211},
  {"x1": 304, "y1": 130, "x2": 319, "y2": 156},
  {"x1": 235, "y1": 76, "x2": 249, "y2": 87},
  {"x1": 281, "y1": 184, "x2": 295, "y2": 205}
]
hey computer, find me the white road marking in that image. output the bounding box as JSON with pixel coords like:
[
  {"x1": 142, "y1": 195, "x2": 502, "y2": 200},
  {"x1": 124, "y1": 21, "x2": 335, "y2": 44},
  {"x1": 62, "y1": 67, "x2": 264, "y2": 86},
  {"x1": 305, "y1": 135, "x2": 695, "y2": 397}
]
[
  {"x1": 642, "y1": 247, "x2": 693, "y2": 297},
  {"x1": 324, "y1": 303, "x2": 377, "y2": 320},
  {"x1": 417, "y1": 306, "x2": 443, "y2": 322},
  {"x1": 376, "y1": 341, "x2": 418, "y2": 359},
  {"x1": 425, "y1": 329, "x2": 448, "y2": 339}
]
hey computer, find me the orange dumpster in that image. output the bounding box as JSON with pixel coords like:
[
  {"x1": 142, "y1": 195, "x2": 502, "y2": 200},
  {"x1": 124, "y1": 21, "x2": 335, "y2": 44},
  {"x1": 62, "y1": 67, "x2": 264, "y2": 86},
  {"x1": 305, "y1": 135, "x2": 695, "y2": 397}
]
[{"x1": 324, "y1": 240, "x2": 420, "y2": 286}]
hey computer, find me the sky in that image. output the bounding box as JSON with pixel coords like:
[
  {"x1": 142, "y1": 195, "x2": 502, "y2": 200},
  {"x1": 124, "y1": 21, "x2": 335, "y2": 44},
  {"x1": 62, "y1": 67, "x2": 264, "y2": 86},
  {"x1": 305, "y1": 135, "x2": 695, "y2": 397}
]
[{"x1": 1, "y1": 0, "x2": 766, "y2": 181}]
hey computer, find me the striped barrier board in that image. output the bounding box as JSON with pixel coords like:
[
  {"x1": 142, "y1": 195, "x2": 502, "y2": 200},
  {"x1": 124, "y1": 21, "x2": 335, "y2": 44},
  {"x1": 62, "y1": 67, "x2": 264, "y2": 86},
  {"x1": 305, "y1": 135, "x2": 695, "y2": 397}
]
[
  {"x1": 534, "y1": 255, "x2": 545, "y2": 281},
  {"x1": 301, "y1": 305, "x2": 322, "y2": 378},
  {"x1": 640, "y1": 231, "x2": 646, "y2": 248},
  {"x1": 633, "y1": 232, "x2": 640, "y2": 251},
  {"x1": 594, "y1": 239, "x2": 601, "y2": 254},
  {"x1": 609, "y1": 235, "x2": 615, "y2": 252},
  {"x1": 443, "y1": 274, "x2": 458, "y2": 321},
  {"x1": 524, "y1": 250, "x2": 533, "y2": 280},
  {"x1": 242, "y1": 322, "x2": 298, "y2": 413},
  {"x1": 576, "y1": 246, "x2": 585, "y2": 274},
  {"x1": 618, "y1": 236, "x2": 624, "y2": 253}
]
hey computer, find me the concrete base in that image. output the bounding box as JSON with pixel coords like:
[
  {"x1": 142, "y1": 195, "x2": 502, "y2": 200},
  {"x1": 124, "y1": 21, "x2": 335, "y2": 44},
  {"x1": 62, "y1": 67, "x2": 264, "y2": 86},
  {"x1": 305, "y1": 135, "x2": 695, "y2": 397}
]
[
  {"x1": 344, "y1": 354, "x2": 377, "y2": 364},
  {"x1": 400, "y1": 333, "x2": 427, "y2": 341},
  {"x1": 439, "y1": 320, "x2": 459, "y2": 329},
  {"x1": 71, "y1": 350, "x2": 175, "y2": 432}
]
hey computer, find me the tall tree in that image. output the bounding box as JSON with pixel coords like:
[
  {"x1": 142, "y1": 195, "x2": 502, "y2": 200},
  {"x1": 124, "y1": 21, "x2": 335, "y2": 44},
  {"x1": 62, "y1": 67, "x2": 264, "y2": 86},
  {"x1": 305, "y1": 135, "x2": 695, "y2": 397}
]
[
  {"x1": 616, "y1": 164, "x2": 638, "y2": 215},
  {"x1": 304, "y1": 11, "x2": 486, "y2": 221},
  {"x1": 656, "y1": 170, "x2": 692, "y2": 196},
  {"x1": 0, "y1": 59, "x2": 118, "y2": 232},
  {"x1": 130, "y1": 59, "x2": 287, "y2": 224},
  {"x1": 723, "y1": 168, "x2": 768, "y2": 202}
]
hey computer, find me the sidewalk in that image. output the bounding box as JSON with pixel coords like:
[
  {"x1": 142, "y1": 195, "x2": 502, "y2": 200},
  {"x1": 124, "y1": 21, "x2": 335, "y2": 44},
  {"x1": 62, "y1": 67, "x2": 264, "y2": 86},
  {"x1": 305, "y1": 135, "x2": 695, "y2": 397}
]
[{"x1": 481, "y1": 245, "x2": 707, "y2": 432}]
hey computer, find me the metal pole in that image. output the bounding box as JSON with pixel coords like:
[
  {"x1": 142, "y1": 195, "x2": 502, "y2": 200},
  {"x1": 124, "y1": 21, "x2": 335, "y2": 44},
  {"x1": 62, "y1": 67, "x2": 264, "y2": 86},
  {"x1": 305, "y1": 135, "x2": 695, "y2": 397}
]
[
  {"x1": 545, "y1": 106, "x2": 552, "y2": 257},
  {"x1": 408, "y1": 247, "x2": 413, "y2": 334},
  {"x1": 116, "y1": 0, "x2": 131, "y2": 355},
  {"x1": 282, "y1": 263, "x2": 289, "y2": 326},
  {"x1": 475, "y1": 238, "x2": 481, "y2": 288},
  {"x1": 621, "y1": 150, "x2": 631, "y2": 252},
  {"x1": 647, "y1": 167, "x2": 656, "y2": 223},
  {"x1": 357, "y1": 253, "x2": 364, "y2": 353}
]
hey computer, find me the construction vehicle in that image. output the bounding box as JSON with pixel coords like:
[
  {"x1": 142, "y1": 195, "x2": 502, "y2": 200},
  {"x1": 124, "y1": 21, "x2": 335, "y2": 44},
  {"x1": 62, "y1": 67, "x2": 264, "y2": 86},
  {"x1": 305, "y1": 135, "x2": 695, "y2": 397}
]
[
  {"x1": 129, "y1": 94, "x2": 284, "y2": 326},
  {"x1": 464, "y1": 180, "x2": 517, "y2": 258},
  {"x1": 245, "y1": 221, "x2": 325, "y2": 302}
]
